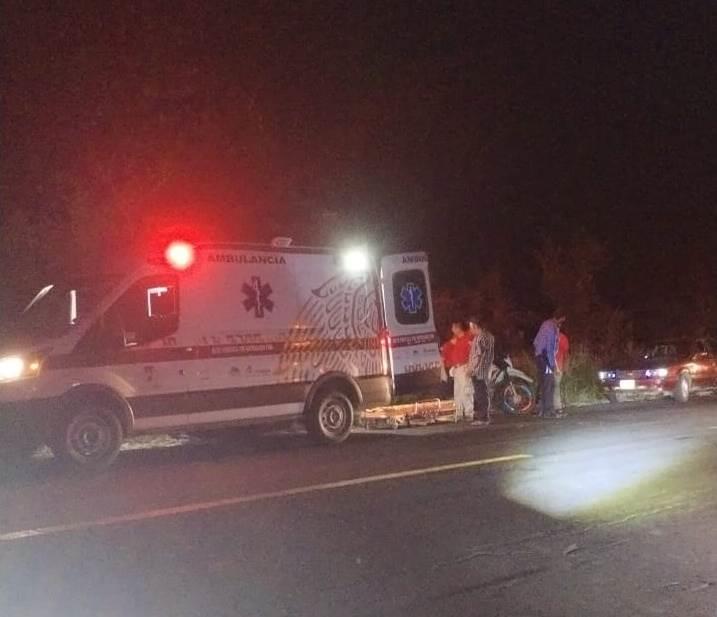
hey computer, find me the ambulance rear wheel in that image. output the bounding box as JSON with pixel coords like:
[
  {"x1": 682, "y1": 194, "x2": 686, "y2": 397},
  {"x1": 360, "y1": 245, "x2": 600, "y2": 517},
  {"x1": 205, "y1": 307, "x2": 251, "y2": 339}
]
[
  {"x1": 307, "y1": 392, "x2": 354, "y2": 444},
  {"x1": 53, "y1": 405, "x2": 123, "y2": 471}
]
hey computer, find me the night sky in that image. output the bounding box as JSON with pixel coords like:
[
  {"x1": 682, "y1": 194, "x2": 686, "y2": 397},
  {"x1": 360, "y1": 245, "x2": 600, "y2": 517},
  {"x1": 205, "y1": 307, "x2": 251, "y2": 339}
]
[{"x1": 2, "y1": 2, "x2": 716, "y2": 323}]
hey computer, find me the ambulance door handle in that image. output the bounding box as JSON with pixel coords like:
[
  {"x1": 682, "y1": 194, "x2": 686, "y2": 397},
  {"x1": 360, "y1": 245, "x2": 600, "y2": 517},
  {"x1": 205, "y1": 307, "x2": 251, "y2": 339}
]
[
  {"x1": 230, "y1": 366, "x2": 240, "y2": 376},
  {"x1": 144, "y1": 365, "x2": 154, "y2": 382}
]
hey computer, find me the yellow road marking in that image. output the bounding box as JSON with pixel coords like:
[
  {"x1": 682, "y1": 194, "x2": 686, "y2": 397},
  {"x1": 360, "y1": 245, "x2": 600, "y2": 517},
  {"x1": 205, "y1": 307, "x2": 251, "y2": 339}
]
[{"x1": 0, "y1": 454, "x2": 530, "y2": 543}]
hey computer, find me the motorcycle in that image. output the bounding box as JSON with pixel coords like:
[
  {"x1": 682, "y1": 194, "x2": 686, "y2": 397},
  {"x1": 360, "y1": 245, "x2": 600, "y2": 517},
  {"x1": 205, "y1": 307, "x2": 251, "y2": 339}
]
[{"x1": 489, "y1": 356, "x2": 536, "y2": 415}]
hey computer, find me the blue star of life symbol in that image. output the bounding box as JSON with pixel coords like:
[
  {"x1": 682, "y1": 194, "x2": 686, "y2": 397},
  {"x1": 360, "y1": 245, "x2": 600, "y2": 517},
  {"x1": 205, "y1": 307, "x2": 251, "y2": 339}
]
[
  {"x1": 400, "y1": 282, "x2": 424, "y2": 315},
  {"x1": 242, "y1": 276, "x2": 274, "y2": 318}
]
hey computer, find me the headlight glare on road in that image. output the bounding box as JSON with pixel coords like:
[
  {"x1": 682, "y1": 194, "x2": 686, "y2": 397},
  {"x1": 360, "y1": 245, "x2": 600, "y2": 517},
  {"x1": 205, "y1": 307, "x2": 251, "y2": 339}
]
[{"x1": 501, "y1": 425, "x2": 699, "y2": 520}]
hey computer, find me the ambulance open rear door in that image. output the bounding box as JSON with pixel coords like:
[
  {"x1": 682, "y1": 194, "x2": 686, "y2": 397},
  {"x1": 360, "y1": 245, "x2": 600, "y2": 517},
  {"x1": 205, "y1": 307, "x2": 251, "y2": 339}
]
[{"x1": 380, "y1": 253, "x2": 443, "y2": 397}]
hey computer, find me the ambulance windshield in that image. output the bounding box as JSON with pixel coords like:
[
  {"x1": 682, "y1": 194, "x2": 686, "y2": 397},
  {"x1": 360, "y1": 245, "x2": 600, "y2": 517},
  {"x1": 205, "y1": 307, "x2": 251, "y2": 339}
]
[{"x1": 12, "y1": 278, "x2": 116, "y2": 342}]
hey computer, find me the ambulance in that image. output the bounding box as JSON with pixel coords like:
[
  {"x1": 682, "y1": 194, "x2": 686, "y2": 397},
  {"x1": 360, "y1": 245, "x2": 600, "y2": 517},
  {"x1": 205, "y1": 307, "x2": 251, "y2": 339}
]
[{"x1": 0, "y1": 240, "x2": 442, "y2": 469}]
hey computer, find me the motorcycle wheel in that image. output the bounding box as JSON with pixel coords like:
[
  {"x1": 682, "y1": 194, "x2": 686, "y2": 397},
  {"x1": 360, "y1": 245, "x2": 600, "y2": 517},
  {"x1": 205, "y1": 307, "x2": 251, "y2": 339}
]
[{"x1": 500, "y1": 378, "x2": 536, "y2": 415}]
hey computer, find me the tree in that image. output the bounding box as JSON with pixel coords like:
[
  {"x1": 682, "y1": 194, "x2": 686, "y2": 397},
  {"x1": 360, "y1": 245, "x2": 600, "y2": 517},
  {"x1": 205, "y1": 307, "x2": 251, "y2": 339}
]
[{"x1": 536, "y1": 234, "x2": 629, "y2": 355}]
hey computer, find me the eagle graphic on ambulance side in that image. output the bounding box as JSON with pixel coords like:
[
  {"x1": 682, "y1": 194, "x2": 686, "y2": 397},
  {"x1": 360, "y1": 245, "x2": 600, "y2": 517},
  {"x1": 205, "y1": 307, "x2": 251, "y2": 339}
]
[{"x1": 279, "y1": 272, "x2": 382, "y2": 383}]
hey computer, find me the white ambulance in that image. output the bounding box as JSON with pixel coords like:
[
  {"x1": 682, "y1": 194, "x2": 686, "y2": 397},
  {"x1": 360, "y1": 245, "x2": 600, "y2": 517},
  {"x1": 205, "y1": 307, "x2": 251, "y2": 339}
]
[{"x1": 0, "y1": 240, "x2": 442, "y2": 468}]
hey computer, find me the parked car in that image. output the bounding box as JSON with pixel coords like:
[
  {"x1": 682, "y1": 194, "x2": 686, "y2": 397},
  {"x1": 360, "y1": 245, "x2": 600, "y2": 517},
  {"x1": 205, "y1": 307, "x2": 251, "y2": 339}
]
[{"x1": 598, "y1": 338, "x2": 717, "y2": 403}]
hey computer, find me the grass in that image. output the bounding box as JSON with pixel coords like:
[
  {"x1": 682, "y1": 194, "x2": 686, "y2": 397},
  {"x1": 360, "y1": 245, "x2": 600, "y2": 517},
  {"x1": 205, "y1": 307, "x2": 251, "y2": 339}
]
[{"x1": 561, "y1": 348, "x2": 608, "y2": 407}]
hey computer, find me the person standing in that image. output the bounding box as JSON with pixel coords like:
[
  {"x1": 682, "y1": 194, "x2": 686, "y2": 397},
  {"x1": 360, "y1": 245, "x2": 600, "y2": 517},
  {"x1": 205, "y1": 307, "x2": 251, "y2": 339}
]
[
  {"x1": 533, "y1": 308, "x2": 566, "y2": 418},
  {"x1": 447, "y1": 321, "x2": 474, "y2": 421},
  {"x1": 554, "y1": 328, "x2": 570, "y2": 412},
  {"x1": 468, "y1": 316, "x2": 495, "y2": 426},
  {"x1": 440, "y1": 328, "x2": 457, "y2": 399}
]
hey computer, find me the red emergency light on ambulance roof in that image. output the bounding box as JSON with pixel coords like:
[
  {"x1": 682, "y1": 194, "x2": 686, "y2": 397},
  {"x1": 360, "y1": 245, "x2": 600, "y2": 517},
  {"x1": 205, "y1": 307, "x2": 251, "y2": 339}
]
[{"x1": 164, "y1": 240, "x2": 196, "y2": 270}]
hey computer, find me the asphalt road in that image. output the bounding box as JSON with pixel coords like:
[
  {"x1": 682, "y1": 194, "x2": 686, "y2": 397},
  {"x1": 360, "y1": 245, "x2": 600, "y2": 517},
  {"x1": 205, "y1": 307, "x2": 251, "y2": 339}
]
[{"x1": 1, "y1": 399, "x2": 717, "y2": 617}]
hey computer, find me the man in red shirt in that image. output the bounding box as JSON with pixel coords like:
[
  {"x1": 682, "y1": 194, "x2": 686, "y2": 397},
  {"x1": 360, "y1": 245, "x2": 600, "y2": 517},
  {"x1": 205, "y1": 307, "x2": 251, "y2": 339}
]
[
  {"x1": 441, "y1": 334, "x2": 457, "y2": 374},
  {"x1": 443, "y1": 321, "x2": 474, "y2": 421},
  {"x1": 554, "y1": 329, "x2": 570, "y2": 412}
]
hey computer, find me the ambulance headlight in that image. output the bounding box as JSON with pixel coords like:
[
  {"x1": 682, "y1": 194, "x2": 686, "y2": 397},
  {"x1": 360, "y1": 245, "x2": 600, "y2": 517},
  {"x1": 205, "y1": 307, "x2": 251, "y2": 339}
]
[
  {"x1": 342, "y1": 248, "x2": 371, "y2": 272},
  {"x1": 0, "y1": 355, "x2": 41, "y2": 383}
]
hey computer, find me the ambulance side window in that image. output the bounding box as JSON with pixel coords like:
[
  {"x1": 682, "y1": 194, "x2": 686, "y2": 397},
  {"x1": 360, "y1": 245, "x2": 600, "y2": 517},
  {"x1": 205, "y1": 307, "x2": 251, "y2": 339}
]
[
  {"x1": 120, "y1": 276, "x2": 179, "y2": 346},
  {"x1": 147, "y1": 285, "x2": 177, "y2": 319},
  {"x1": 79, "y1": 276, "x2": 179, "y2": 351},
  {"x1": 392, "y1": 270, "x2": 430, "y2": 325}
]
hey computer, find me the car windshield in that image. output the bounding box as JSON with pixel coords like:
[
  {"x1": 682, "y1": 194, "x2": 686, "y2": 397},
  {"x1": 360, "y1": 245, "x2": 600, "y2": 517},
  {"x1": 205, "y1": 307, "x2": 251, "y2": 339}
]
[
  {"x1": 6, "y1": 278, "x2": 117, "y2": 343},
  {"x1": 644, "y1": 341, "x2": 691, "y2": 360}
]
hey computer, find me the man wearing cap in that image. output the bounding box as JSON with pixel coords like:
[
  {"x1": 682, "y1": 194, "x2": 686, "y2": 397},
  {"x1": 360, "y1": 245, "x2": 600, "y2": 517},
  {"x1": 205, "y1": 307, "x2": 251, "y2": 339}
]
[{"x1": 468, "y1": 316, "x2": 495, "y2": 426}]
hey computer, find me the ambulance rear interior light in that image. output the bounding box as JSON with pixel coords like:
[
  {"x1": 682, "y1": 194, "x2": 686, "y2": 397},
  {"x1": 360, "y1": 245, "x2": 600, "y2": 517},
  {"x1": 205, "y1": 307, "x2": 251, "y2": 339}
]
[
  {"x1": 164, "y1": 241, "x2": 196, "y2": 271},
  {"x1": 342, "y1": 248, "x2": 371, "y2": 272}
]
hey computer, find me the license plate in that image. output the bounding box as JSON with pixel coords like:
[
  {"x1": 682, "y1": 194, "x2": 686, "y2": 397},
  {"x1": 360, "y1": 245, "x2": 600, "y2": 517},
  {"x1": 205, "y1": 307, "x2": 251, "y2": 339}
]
[{"x1": 619, "y1": 379, "x2": 636, "y2": 390}]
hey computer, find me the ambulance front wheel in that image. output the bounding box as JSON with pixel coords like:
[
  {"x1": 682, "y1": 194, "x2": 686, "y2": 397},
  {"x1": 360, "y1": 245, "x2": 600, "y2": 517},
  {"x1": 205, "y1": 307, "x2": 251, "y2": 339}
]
[
  {"x1": 53, "y1": 405, "x2": 123, "y2": 471},
  {"x1": 307, "y1": 391, "x2": 354, "y2": 444}
]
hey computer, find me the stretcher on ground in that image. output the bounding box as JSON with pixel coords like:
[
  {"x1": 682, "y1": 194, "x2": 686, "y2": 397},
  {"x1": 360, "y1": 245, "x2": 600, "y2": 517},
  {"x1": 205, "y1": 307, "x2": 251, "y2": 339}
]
[{"x1": 359, "y1": 399, "x2": 459, "y2": 430}]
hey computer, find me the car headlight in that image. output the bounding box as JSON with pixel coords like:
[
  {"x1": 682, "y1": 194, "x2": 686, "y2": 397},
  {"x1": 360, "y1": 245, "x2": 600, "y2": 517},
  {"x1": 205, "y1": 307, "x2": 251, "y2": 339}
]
[
  {"x1": 646, "y1": 368, "x2": 668, "y2": 378},
  {"x1": 598, "y1": 371, "x2": 616, "y2": 381},
  {"x1": 598, "y1": 371, "x2": 607, "y2": 380},
  {"x1": 0, "y1": 355, "x2": 41, "y2": 383}
]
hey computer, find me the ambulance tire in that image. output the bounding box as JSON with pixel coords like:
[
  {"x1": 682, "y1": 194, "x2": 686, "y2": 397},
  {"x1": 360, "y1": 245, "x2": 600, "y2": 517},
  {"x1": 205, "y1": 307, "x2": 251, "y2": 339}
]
[
  {"x1": 307, "y1": 391, "x2": 354, "y2": 445},
  {"x1": 52, "y1": 404, "x2": 123, "y2": 471}
]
